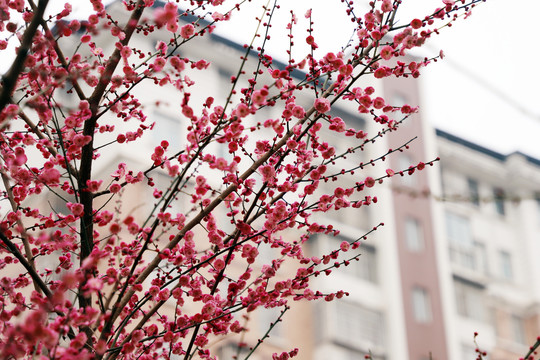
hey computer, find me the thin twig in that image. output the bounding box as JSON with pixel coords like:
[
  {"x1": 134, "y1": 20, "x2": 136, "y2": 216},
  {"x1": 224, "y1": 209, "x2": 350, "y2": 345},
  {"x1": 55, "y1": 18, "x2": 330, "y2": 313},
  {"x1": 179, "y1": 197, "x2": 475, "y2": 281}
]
[{"x1": 0, "y1": 0, "x2": 49, "y2": 113}]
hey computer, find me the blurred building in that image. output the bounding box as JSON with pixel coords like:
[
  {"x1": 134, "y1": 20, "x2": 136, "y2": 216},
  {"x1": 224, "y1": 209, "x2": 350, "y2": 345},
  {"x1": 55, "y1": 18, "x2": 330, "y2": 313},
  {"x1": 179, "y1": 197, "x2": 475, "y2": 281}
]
[
  {"x1": 152, "y1": 23, "x2": 540, "y2": 360},
  {"x1": 309, "y1": 75, "x2": 540, "y2": 360},
  {"x1": 434, "y1": 129, "x2": 540, "y2": 360},
  {"x1": 7, "y1": 2, "x2": 539, "y2": 359}
]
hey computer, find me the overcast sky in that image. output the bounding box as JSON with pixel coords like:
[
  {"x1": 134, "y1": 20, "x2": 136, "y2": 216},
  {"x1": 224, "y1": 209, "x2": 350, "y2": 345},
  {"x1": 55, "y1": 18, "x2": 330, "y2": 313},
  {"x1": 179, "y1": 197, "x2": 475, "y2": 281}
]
[
  {"x1": 414, "y1": 0, "x2": 540, "y2": 159},
  {"x1": 16, "y1": 0, "x2": 540, "y2": 159},
  {"x1": 213, "y1": 0, "x2": 540, "y2": 159}
]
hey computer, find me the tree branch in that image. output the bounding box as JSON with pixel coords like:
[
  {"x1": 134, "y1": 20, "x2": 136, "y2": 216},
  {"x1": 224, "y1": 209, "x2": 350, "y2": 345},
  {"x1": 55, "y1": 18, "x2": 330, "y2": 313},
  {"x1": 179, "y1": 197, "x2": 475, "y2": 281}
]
[
  {"x1": 0, "y1": 0, "x2": 49, "y2": 113},
  {"x1": 0, "y1": 230, "x2": 52, "y2": 299},
  {"x1": 78, "y1": 0, "x2": 147, "y2": 263},
  {"x1": 0, "y1": 165, "x2": 38, "y2": 291}
]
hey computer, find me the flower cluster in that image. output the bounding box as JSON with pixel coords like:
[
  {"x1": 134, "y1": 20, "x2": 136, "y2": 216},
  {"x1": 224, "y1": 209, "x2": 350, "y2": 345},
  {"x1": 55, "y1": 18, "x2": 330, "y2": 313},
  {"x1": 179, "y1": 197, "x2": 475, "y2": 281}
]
[{"x1": 0, "y1": 0, "x2": 485, "y2": 359}]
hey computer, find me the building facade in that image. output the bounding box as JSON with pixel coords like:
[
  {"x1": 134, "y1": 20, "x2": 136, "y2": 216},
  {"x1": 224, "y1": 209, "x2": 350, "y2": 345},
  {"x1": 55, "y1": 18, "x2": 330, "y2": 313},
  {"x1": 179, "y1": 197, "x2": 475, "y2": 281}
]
[
  {"x1": 3, "y1": 2, "x2": 539, "y2": 359},
  {"x1": 435, "y1": 129, "x2": 540, "y2": 360},
  {"x1": 57, "y1": 8, "x2": 540, "y2": 360}
]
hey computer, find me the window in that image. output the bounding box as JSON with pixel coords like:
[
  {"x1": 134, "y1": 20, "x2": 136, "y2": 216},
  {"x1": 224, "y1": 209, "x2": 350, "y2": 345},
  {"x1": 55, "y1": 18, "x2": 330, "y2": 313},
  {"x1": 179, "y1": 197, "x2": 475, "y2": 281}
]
[
  {"x1": 313, "y1": 302, "x2": 324, "y2": 343},
  {"x1": 454, "y1": 277, "x2": 486, "y2": 322},
  {"x1": 535, "y1": 193, "x2": 540, "y2": 225},
  {"x1": 445, "y1": 212, "x2": 472, "y2": 246},
  {"x1": 322, "y1": 187, "x2": 371, "y2": 229},
  {"x1": 41, "y1": 194, "x2": 76, "y2": 283},
  {"x1": 355, "y1": 245, "x2": 377, "y2": 283},
  {"x1": 257, "y1": 241, "x2": 280, "y2": 265},
  {"x1": 326, "y1": 108, "x2": 365, "y2": 157},
  {"x1": 216, "y1": 343, "x2": 250, "y2": 360},
  {"x1": 511, "y1": 315, "x2": 526, "y2": 344},
  {"x1": 345, "y1": 351, "x2": 385, "y2": 360},
  {"x1": 461, "y1": 345, "x2": 479, "y2": 360},
  {"x1": 155, "y1": 172, "x2": 197, "y2": 213},
  {"x1": 493, "y1": 188, "x2": 505, "y2": 215},
  {"x1": 499, "y1": 250, "x2": 513, "y2": 280},
  {"x1": 412, "y1": 287, "x2": 432, "y2": 323},
  {"x1": 392, "y1": 92, "x2": 407, "y2": 107},
  {"x1": 445, "y1": 211, "x2": 475, "y2": 269},
  {"x1": 475, "y1": 242, "x2": 489, "y2": 275},
  {"x1": 258, "y1": 306, "x2": 284, "y2": 340},
  {"x1": 405, "y1": 217, "x2": 424, "y2": 252},
  {"x1": 467, "y1": 178, "x2": 480, "y2": 206},
  {"x1": 329, "y1": 107, "x2": 365, "y2": 130},
  {"x1": 316, "y1": 236, "x2": 377, "y2": 283},
  {"x1": 334, "y1": 301, "x2": 384, "y2": 349},
  {"x1": 399, "y1": 154, "x2": 415, "y2": 186},
  {"x1": 152, "y1": 112, "x2": 181, "y2": 148}
]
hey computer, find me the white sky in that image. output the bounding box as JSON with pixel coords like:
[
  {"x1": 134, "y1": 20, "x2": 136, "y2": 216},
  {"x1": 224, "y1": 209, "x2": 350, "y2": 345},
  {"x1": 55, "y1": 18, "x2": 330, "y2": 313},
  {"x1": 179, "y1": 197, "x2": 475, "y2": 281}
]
[
  {"x1": 212, "y1": 0, "x2": 540, "y2": 159},
  {"x1": 414, "y1": 0, "x2": 540, "y2": 159},
  {"x1": 10, "y1": 0, "x2": 540, "y2": 158}
]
